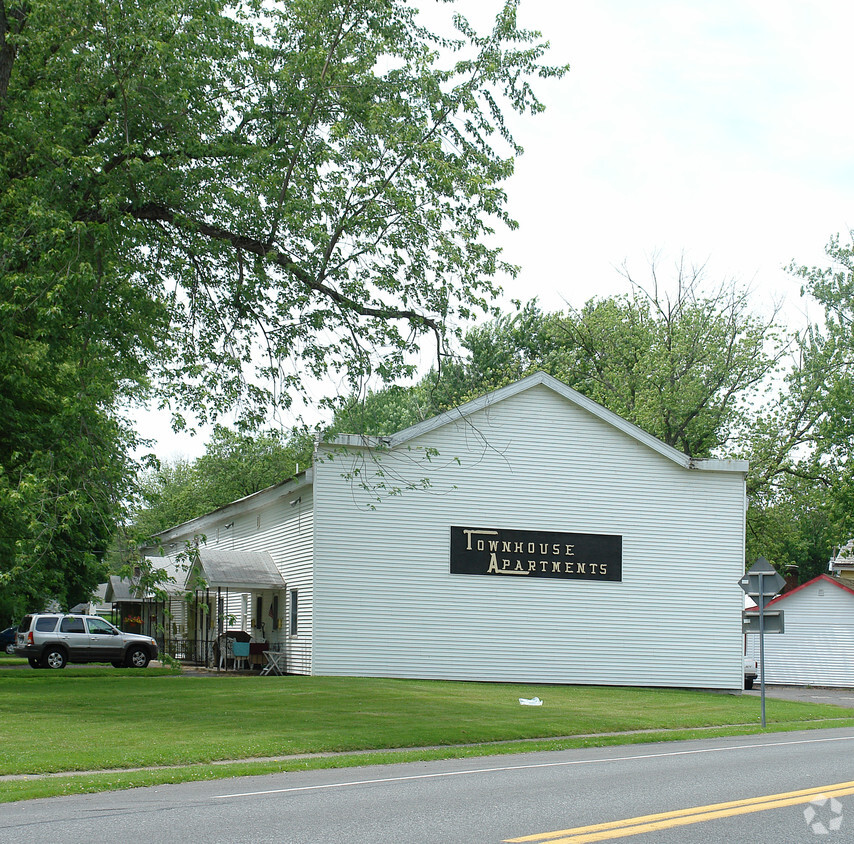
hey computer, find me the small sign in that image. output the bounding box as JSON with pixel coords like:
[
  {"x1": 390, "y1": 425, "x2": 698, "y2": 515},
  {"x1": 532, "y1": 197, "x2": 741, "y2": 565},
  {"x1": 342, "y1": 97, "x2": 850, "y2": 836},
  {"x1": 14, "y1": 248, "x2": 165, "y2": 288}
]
[
  {"x1": 742, "y1": 609, "x2": 785, "y2": 634},
  {"x1": 450, "y1": 526, "x2": 622, "y2": 582},
  {"x1": 739, "y1": 557, "x2": 786, "y2": 608}
]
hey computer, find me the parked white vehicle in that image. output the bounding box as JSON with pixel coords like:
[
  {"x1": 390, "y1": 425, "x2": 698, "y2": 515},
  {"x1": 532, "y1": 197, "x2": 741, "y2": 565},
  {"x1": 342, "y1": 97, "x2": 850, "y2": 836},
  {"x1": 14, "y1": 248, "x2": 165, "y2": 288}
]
[{"x1": 744, "y1": 656, "x2": 758, "y2": 690}]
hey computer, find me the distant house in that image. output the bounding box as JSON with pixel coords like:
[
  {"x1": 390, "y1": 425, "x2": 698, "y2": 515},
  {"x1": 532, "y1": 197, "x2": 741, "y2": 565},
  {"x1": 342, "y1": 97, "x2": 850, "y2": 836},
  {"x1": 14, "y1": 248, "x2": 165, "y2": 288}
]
[
  {"x1": 829, "y1": 540, "x2": 854, "y2": 585},
  {"x1": 144, "y1": 371, "x2": 748, "y2": 688},
  {"x1": 745, "y1": 574, "x2": 854, "y2": 687},
  {"x1": 104, "y1": 575, "x2": 143, "y2": 630}
]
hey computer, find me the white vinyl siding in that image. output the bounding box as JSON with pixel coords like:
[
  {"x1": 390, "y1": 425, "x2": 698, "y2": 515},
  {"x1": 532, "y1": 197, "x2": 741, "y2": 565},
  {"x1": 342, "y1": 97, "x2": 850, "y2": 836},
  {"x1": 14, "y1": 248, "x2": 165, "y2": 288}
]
[
  {"x1": 151, "y1": 477, "x2": 314, "y2": 674},
  {"x1": 746, "y1": 580, "x2": 854, "y2": 687},
  {"x1": 312, "y1": 383, "x2": 745, "y2": 689}
]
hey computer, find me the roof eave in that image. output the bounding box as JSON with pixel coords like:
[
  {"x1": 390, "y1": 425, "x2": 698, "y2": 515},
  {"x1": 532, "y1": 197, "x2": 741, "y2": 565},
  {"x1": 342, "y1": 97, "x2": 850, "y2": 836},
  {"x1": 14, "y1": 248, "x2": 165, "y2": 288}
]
[{"x1": 144, "y1": 468, "x2": 312, "y2": 549}]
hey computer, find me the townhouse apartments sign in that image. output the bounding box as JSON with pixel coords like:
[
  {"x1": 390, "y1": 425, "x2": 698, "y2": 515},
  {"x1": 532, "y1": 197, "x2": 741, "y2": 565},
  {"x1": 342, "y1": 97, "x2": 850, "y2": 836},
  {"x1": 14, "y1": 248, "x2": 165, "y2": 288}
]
[{"x1": 450, "y1": 526, "x2": 622, "y2": 582}]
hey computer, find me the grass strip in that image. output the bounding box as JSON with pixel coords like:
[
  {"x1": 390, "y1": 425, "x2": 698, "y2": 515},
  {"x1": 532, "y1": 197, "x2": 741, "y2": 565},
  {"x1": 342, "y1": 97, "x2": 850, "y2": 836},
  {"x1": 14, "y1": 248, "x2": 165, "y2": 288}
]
[{"x1": 3, "y1": 719, "x2": 854, "y2": 803}]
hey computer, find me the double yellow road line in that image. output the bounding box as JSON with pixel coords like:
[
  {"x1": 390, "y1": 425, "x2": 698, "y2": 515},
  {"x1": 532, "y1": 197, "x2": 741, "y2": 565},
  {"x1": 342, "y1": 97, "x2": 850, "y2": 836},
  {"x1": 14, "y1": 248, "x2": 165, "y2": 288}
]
[{"x1": 506, "y1": 780, "x2": 854, "y2": 843}]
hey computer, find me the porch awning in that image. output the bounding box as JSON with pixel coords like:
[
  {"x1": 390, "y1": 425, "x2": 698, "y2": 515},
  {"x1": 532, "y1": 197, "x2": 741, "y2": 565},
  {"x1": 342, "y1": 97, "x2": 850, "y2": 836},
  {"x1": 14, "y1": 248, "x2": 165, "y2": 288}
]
[{"x1": 184, "y1": 549, "x2": 286, "y2": 592}]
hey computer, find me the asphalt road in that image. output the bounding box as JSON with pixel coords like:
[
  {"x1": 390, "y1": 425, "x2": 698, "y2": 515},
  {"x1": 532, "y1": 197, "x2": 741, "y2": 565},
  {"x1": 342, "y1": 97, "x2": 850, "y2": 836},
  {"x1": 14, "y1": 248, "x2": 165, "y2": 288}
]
[
  {"x1": 3, "y1": 727, "x2": 854, "y2": 844},
  {"x1": 750, "y1": 684, "x2": 854, "y2": 708}
]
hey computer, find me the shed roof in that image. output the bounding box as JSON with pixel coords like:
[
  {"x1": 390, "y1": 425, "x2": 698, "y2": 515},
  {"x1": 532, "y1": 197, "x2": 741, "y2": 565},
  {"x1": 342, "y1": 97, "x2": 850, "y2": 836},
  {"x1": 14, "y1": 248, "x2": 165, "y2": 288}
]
[
  {"x1": 184, "y1": 549, "x2": 286, "y2": 592},
  {"x1": 744, "y1": 574, "x2": 854, "y2": 610},
  {"x1": 829, "y1": 539, "x2": 854, "y2": 573}
]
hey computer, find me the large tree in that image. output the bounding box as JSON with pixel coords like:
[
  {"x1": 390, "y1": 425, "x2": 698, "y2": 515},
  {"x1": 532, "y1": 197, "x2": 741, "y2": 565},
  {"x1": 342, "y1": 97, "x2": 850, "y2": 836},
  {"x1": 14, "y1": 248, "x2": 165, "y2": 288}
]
[
  {"x1": 1, "y1": 0, "x2": 565, "y2": 611},
  {"x1": 334, "y1": 263, "x2": 785, "y2": 460},
  {"x1": 747, "y1": 231, "x2": 854, "y2": 572}
]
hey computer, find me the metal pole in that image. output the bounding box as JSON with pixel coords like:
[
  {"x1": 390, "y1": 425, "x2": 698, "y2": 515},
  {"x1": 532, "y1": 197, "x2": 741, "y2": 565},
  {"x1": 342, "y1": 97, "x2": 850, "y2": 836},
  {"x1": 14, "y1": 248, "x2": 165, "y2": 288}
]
[{"x1": 758, "y1": 572, "x2": 766, "y2": 728}]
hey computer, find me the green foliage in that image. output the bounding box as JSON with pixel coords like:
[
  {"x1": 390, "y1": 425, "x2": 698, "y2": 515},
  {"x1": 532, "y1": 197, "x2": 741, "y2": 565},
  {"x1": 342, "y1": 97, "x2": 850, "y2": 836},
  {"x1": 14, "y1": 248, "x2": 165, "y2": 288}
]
[
  {"x1": 331, "y1": 263, "x2": 784, "y2": 461},
  {"x1": 1, "y1": 0, "x2": 564, "y2": 603},
  {"x1": 133, "y1": 426, "x2": 314, "y2": 537},
  {"x1": 747, "y1": 230, "x2": 854, "y2": 573}
]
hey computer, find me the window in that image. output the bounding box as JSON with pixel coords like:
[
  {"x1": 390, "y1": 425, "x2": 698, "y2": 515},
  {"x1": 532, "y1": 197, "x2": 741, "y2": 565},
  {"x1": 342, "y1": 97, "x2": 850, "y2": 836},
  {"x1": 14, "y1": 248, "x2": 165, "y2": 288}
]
[
  {"x1": 86, "y1": 617, "x2": 116, "y2": 635},
  {"x1": 290, "y1": 590, "x2": 298, "y2": 636},
  {"x1": 35, "y1": 616, "x2": 58, "y2": 632},
  {"x1": 60, "y1": 617, "x2": 85, "y2": 634}
]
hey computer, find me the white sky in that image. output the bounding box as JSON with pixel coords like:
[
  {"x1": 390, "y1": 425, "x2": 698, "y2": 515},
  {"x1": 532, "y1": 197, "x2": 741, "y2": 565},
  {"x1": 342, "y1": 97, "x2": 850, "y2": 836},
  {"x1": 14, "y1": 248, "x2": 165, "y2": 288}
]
[
  {"x1": 502, "y1": 0, "x2": 853, "y2": 317},
  {"x1": 141, "y1": 0, "x2": 854, "y2": 461}
]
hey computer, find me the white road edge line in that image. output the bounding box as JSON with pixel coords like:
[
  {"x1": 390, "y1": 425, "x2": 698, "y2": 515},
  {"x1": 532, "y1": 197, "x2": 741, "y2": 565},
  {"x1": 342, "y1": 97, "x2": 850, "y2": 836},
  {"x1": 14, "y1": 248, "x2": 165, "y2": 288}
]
[{"x1": 212, "y1": 733, "x2": 854, "y2": 800}]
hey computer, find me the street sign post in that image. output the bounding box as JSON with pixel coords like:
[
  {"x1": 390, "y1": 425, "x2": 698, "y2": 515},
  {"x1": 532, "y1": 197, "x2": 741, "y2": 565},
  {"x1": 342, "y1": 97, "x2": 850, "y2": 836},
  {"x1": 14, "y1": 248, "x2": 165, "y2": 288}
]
[
  {"x1": 742, "y1": 609, "x2": 784, "y2": 635},
  {"x1": 739, "y1": 557, "x2": 786, "y2": 727}
]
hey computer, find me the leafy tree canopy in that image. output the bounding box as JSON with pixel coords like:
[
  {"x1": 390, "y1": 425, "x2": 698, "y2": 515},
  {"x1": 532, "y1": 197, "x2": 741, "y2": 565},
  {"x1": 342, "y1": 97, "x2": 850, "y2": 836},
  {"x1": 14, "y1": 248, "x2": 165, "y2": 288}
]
[
  {"x1": 333, "y1": 260, "x2": 785, "y2": 460},
  {"x1": 746, "y1": 231, "x2": 854, "y2": 575},
  {"x1": 0, "y1": 0, "x2": 565, "y2": 613}
]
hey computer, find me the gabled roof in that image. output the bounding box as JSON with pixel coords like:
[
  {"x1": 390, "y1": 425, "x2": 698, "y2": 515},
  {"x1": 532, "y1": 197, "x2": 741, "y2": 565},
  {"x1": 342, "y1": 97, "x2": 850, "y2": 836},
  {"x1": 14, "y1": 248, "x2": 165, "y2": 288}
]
[
  {"x1": 331, "y1": 371, "x2": 747, "y2": 473},
  {"x1": 744, "y1": 574, "x2": 854, "y2": 610},
  {"x1": 104, "y1": 574, "x2": 142, "y2": 603},
  {"x1": 184, "y1": 549, "x2": 286, "y2": 592},
  {"x1": 142, "y1": 554, "x2": 192, "y2": 597}
]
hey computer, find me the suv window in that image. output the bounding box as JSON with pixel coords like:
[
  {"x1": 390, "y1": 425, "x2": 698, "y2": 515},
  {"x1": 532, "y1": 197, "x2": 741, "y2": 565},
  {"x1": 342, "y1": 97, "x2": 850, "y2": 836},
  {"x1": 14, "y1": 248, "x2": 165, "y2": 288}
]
[
  {"x1": 35, "y1": 617, "x2": 59, "y2": 632},
  {"x1": 19, "y1": 615, "x2": 32, "y2": 633},
  {"x1": 86, "y1": 617, "x2": 116, "y2": 635},
  {"x1": 60, "y1": 617, "x2": 86, "y2": 633}
]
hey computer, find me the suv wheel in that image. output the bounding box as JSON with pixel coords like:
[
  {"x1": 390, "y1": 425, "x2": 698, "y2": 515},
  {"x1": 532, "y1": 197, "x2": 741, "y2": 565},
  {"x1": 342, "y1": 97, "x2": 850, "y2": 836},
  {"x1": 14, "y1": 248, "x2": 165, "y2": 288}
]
[
  {"x1": 42, "y1": 647, "x2": 67, "y2": 669},
  {"x1": 126, "y1": 647, "x2": 150, "y2": 668}
]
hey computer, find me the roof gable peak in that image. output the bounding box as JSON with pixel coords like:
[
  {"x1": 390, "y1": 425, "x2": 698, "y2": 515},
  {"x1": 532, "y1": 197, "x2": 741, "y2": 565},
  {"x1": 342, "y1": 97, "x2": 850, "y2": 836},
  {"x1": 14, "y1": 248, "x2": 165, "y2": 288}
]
[{"x1": 330, "y1": 371, "x2": 747, "y2": 473}]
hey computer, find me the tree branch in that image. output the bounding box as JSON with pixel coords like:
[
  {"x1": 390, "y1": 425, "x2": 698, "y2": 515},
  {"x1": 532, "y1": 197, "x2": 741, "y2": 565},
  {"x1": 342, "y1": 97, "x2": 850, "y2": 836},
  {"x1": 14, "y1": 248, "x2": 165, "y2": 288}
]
[{"x1": 129, "y1": 201, "x2": 442, "y2": 336}]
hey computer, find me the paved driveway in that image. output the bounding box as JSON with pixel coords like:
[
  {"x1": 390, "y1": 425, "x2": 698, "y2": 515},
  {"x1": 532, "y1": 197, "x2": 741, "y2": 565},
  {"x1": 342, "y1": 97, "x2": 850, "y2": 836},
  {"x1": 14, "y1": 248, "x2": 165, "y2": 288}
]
[{"x1": 746, "y1": 684, "x2": 854, "y2": 708}]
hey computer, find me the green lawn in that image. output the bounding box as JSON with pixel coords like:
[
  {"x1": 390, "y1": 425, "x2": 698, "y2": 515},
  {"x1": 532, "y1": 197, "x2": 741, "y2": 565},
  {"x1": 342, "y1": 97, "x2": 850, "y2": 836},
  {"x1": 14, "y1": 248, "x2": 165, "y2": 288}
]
[{"x1": 1, "y1": 666, "x2": 852, "y2": 802}]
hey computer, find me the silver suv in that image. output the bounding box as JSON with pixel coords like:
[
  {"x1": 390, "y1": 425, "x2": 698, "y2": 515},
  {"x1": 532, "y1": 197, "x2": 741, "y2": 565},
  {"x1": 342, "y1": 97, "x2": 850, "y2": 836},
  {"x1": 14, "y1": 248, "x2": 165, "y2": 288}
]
[{"x1": 15, "y1": 613, "x2": 158, "y2": 669}]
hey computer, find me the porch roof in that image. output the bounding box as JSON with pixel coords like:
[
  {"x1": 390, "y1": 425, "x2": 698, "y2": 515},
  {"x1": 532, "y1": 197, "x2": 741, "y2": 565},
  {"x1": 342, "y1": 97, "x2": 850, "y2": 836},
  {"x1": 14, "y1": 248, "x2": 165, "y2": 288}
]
[
  {"x1": 104, "y1": 574, "x2": 142, "y2": 603},
  {"x1": 185, "y1": 549, "x2": 286, "y2": 592}
]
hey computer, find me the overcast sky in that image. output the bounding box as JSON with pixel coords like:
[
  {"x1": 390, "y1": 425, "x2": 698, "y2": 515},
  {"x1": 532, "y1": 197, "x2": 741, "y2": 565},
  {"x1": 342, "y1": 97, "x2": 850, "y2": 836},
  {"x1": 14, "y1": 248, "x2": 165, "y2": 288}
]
[
  {"x1": 142, "y1": 0, "x2": 854, "y2": 460},
  {"x1": 501, "y1": 0, "x2": 853, "y2": 319}
]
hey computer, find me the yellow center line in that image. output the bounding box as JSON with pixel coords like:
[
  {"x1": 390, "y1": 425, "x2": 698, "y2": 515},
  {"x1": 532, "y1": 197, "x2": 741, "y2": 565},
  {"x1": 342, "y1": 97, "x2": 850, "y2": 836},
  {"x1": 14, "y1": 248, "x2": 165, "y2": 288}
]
[{"x1": 505, "y1": 780, "x2": 854, "y2": 843}]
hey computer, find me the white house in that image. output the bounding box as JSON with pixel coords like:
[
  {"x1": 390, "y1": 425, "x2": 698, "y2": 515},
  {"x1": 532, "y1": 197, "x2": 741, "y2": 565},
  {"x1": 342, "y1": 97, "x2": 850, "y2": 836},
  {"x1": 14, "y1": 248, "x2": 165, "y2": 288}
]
[
  {"x1": 745, "y1": 574, "x2": 854, "y2": 687},
  {"x1": 829, "y1": 540, "x2": 854, "y2": 585},
  {"x1": 147, "y1": 371, "x2": 748, "y2": 688}
]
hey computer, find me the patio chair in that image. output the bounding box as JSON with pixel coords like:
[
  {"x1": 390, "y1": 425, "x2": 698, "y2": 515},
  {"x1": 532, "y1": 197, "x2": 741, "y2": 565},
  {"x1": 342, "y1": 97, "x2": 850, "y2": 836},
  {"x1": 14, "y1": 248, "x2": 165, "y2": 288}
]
[{"x1": 232, "y1": 640, "x2": 250, "y2": 671}]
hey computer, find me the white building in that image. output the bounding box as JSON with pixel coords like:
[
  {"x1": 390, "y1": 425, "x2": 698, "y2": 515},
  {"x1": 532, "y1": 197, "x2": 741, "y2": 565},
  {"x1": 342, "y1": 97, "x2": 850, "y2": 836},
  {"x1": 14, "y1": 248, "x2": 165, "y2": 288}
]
[
  {"x1": 148, "y1": 372, "x2": 748, "y2": 688},
  {"x1": 829, "y1": 540, "x2": 854, "y2": 585},
  {"x1": 745, "y1": 574, "x2": 854, "y2": 687}
]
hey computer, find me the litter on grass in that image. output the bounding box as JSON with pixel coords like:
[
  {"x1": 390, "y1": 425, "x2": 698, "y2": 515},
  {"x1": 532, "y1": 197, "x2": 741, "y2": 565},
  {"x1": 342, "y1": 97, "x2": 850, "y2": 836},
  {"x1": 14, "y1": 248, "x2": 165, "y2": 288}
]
[{"x1": 519, "y1": 696, "x2": 543, "y2": 706}]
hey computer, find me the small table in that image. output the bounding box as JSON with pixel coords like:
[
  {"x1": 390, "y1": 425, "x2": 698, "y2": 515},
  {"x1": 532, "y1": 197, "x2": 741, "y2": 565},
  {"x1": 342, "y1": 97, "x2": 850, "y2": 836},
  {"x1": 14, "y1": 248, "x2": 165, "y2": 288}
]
[{"x1": 260, "y1": 650, "x2": 287, "y2": 676}]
